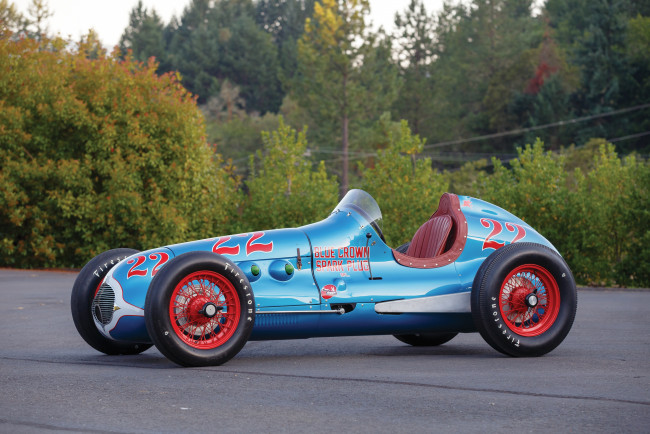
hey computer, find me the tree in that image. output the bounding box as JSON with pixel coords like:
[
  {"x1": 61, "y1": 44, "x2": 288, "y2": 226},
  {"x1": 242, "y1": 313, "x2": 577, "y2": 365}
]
[
  {"x1": 0, "y1": 35, "x2": 240, "y2": 268},
  {"x1": 255, "y1": 0, "x2": 316, "y2": 83},
  {"x1": 163, "y1": 0, "x2": 283, "y2": 112},
  {"x1": 620, "y1": 13, "x2": 650, "y2": 153},
  {"x1": 358, "y1": 120, "x2": 448, "y2": 247},
  {"x1": 391, "y1": 0, "x2": 437, "y2": 137},
  {"x1": 545, "y1": 0, "x2": 642, "y2": 147},
  {"x1": 164, "y1": 0, "x2": 222, "y2": 102},
  {"x1": 430, "y1": 0, "x2": 542, "y2": 150},
  {"x1": 25, "y1": 0, "x2": 51, "y2": 40},
  {"x1": 218, "y1": 13, "x2": 283, "y2": 113},
  {"x1": 242, "y1": 117, "x2": 338, "y2": 230},
  {"x1": 0, "y1": 0, "x2": 27, "y2": 38},
  {"x1": 294, "y1": 0, "x2": 399, "y2": 196},
  {"x1": 119, "y1": 1, "x2": 168, "y2": 67}
]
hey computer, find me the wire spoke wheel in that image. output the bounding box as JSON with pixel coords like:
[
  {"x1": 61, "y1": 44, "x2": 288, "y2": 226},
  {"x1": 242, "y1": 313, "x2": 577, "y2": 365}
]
[
  {"x1": 471, "y1": 243, "x2": 577, "y2": 357},
  {"x1": 499, "y1": 264, "x2": 560, "y2": 337},
  {"x1": 145, "y1": 252, "x2": 255, "y2": 367},
  {"x1": 170, "y1": 271, "x2": 240, "y2": 349}
]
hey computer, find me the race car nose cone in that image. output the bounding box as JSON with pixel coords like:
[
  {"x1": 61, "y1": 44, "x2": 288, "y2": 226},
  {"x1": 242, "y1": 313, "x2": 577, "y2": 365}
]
[
  {"x1": 525, "y1": 293, "x2": 539, "y2": 308},
  {"x1": 199, "y1": 302, "x2": 221, "y2": 318}
]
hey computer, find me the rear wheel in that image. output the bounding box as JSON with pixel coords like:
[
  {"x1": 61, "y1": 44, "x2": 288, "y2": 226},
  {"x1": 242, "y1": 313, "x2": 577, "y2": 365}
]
[
  {"x1": 145, "y1": 252, "x2": 255, "y2": 367},
  {"x1": 471, "y1": 243, "x2": 577, "y2": 357},
  {"x1": 394, "y1": 332, "x2": 458, "y2": 347},
  {"x1": 71, "y1": 248, "x2": 152, "y2": 355}
]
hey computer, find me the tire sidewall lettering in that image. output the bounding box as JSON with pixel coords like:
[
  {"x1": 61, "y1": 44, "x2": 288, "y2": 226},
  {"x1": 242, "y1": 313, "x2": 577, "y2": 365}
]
[
  {"x1": 145, "y1": 251, "x2": 255, "y2": 366},
  {"x1": 471, "y1": 242, "x2": 577, "y2": 357}
]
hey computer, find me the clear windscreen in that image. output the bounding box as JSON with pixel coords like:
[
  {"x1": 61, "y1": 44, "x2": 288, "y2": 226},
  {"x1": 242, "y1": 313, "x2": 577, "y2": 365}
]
[{"x1": 333, "y1": 189, "x2": 384, "y2": 239}]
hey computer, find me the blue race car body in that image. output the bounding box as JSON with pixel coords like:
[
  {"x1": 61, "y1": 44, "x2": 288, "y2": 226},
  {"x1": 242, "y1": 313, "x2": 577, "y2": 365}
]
[{"x1": 73, "y1": 190, "x2": 576, "y2": 366}]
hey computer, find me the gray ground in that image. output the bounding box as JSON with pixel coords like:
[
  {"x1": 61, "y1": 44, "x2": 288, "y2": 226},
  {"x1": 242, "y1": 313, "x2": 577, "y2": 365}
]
[{"x1": 0, "y1": 269, "x2": 648, "y2": 433}]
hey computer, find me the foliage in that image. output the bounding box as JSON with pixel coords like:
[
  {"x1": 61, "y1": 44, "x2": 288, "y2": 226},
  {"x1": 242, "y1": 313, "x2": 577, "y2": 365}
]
[
  {"x1": 391, "y1": 0, "x2": 437, "y2": 137},
  {"x1": 0, "y1": 35, "x2": 240, "y2": 268},
  {"x1": 241, "y1": 117, "x2": 338, "y2": 231},
  {"x1": 118, "y1": 1, "x2": 169, "y2": 69},
  {"x1": 475, "y1": 140, "x2": 572, "y2": 256},
  {"x1": 255, "y1": 0, "x2": 316, "y2": 84},
  {"x1": 358, "y1": 120, "x2": 448, "y2": 247},
  {"x1": 429, "y1": 0, "x2": 543, "y2": 150},
  {"x1": 572, "y1": 142, "x2": 649, "y2": 285},
  {"x1": 468, "y1": 139, "x2": 650, "y2": 286},
  {"x1": 0, "y1": 0, "x2": 26, "y2": 37},
  {"x1": 293, "y1": 0, "x2": 399, "y2": 195}
]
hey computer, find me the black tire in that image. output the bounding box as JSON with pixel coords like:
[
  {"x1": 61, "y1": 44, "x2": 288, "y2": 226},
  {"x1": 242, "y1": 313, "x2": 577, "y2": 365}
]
[
  {"x1": 394, "y1": 332, "x2": 458, "y2": 346},
  {"x1": 71, "y1": 248, "x2": 152, "y2": 355},
  {"x1": 471, "y1": 242, "x2": 577, "y2": 357},
  {"x1": 144, "y1": 251, "x2": 255, "y2": 367}
]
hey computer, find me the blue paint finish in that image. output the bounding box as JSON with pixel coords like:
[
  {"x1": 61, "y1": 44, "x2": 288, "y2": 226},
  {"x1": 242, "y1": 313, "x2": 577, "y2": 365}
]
[
  {"x1": 303, "y1": 204, "x2": 463, "y2": 303},
  {"x1": 109, "y1": 315, "x2": 150, "y2": 343},
  {"x1": 315, "y1": 303, "x2": 474, "y2": 336},
  {"x1": 115, "y1": 248, "x2": 175, "y2": 309},
  {"x1": 95, "y1": 190, "x2": 559, "y2": 344},
  {"x1": 247, "y1": 257, "x2": 319, "y2": 307}
]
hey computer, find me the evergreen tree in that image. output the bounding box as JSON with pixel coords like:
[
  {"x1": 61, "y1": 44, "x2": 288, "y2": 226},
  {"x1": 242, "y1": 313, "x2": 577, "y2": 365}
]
[
  {"x1": 622, "y1": 14, "x2": 650, "y2": 152},
  {"x1": 545, "y1": 0, "x2": 645, "y2": 148},
  {"x1": 25, "y1": 0, "x2": 51, "y2": 40},
  {"x1": 293, "y1": 0, "x2": 399, "y2": 196},
  {"x1": 119, "y1": 1, "x2": 168, "y2": 68},
  {"x1": 255, "y1": 0, "x2": 316, "y2": 84},
  {"x1": 0, "y1": 0, "x2": 27, "y2": 38},
  {"x1": 391, "y1": 0, "x2": 437, "y2": 138},
  {"x1": 431, "y1": 0, "x2": 541, "y2": 151}
]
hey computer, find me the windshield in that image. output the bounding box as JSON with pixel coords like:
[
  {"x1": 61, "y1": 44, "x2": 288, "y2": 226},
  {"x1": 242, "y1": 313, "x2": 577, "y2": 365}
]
[{"x1": 333, "y1": 189, "x2": 383, "y2": 239}]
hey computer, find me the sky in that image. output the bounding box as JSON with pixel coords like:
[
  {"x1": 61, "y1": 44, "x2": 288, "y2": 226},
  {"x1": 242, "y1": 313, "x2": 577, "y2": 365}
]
[{"x1": 14, "y1": 0, "x2": 447, "y2": 49}]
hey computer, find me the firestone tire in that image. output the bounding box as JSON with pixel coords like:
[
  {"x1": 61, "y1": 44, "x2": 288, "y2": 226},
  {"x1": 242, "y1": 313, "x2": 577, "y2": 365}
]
[
  {"x1": 144, "y1": 251, "x2": 255, "y2": 367},
  {"x1": 471, "y1": 242, "x2": 577, "y2": 357},
  {"x1": 71, "y1": 248, "x2": 152, "y2": 355},
  {"x1": 393, "y1": 332, "x2": 458, "y2": 347}
]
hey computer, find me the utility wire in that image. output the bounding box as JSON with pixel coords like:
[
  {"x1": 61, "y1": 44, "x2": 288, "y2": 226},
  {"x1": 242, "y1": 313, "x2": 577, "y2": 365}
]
[
  {"x1": 422, "y1": 103, "x2": 650, "y2": 149},
  {"x1": 221, "y1": 103, "x2": 650, "y2": 169},
  {"x1": 307, "y1": 103, "x2": 649, "y2": 155},
  {"x1": 609, "y1": 130, "x2": 650, "y2": 143}
]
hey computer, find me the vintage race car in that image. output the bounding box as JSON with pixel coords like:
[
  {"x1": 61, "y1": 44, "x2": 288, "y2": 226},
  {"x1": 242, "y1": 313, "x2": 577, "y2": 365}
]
[{"x1": 71, "y1": 189, "x2": 577, "y2": 366}]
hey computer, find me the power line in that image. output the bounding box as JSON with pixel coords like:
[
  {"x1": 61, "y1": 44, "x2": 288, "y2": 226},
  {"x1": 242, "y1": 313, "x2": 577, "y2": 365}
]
[
  {"x1": 609, "y1": 130, "x2": 650, "y2": 143},
  {"x1": 306, "y1": 103, "x2": 650, "y2": 155},
  {"x1": 221, "y1": 103, "x2": 650, "y2": 169},
  {"x1": 422, "y1": 103, "x2": 650, "y2": 149}
]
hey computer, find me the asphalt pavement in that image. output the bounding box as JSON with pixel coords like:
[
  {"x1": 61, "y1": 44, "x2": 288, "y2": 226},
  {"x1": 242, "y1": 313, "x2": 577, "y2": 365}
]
[{"x1": 0, "y1": 269, "x2": 648, "y2": 433}]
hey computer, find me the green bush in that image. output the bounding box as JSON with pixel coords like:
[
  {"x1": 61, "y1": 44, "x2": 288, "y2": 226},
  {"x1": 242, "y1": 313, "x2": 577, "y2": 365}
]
[
  {"x1": 0, "y1": 36, "x2": 239, "y2": 267},
  {"x1": 467, "y1": 139, "x2": 650, "y2": 287},
  {"x1": 241, "y1": 117, "x2": 338, "y2": 231},
  {"x1": 573, "y1": 141, "x2": 649, "y2": 286},
  {"x1": 358, "y1": 120, "x2": 449, "y2": 247},
  {"x1": 475, "y1": 140, "x2": 574, "y2": 264}
]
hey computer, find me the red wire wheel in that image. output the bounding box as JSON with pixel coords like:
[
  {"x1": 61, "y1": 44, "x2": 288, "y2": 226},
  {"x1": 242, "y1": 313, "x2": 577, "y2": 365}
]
[
  {"x1": 471, "y1": 243, "x2": 577, "y2": 357},
  {"x1": 169, "y1": 270, "x2": 241, "y2": 349},
  {"x1": 499, "y1": 264, "x2": 560, "y2": 337}
]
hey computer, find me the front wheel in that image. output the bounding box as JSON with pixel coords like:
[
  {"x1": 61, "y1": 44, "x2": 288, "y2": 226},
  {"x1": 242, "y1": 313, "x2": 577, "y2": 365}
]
[
  {"x1": 71, "y1": 248, "x2": 152, "y2": 355},
  {"x1": 394, "y1": 332, "x2": 458, "y2": 347},
  {"x1": 471, "y1": 243, "x2": 577, "y2": 357},
  {"x1": 145, "y1": 252, "x2": 255, "y2": 367}
]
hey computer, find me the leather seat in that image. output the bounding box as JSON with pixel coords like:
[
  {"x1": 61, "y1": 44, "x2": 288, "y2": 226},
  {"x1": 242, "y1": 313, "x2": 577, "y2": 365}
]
[{"x1": 405, "y1": 215, "x2": 452, "y2": 258}]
